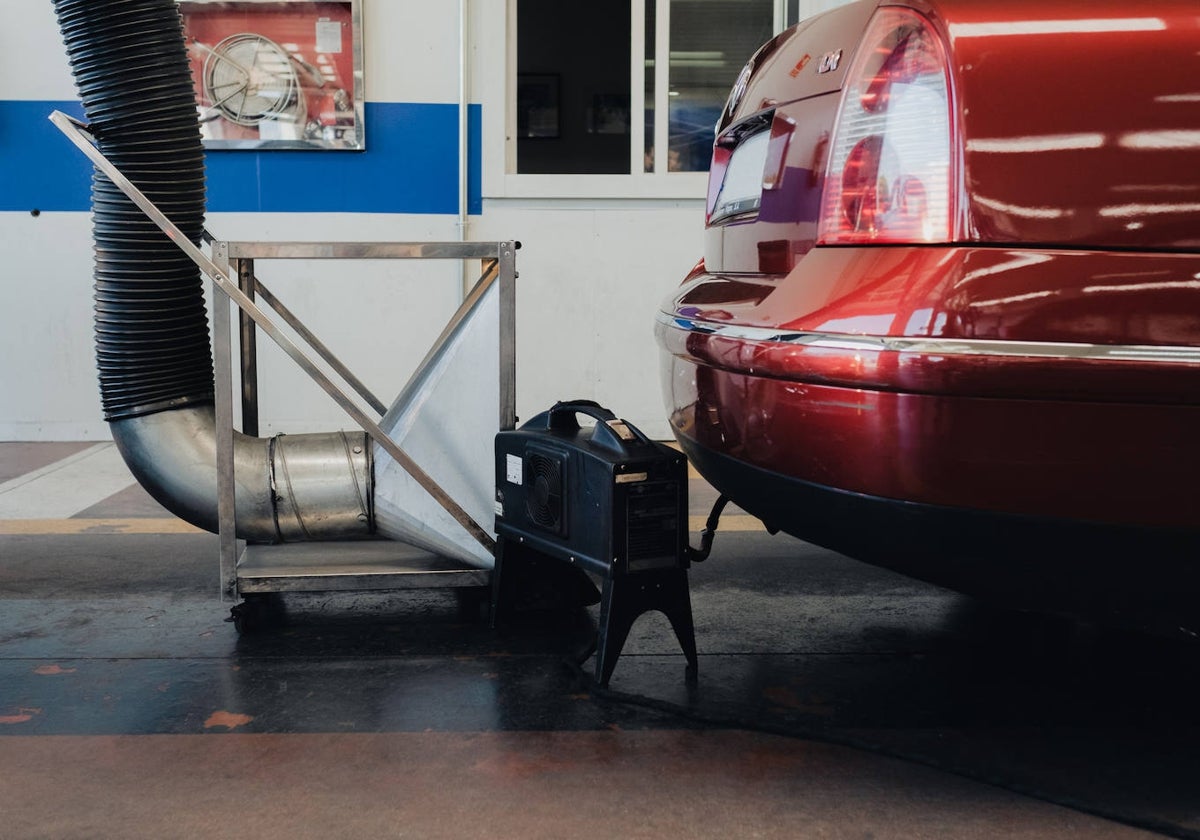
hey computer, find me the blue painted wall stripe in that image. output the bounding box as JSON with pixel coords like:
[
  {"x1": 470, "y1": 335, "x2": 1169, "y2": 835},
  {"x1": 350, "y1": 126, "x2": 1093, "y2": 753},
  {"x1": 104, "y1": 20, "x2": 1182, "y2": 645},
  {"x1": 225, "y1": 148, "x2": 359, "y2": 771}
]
[
  {"x1": 468, "y1": 103, "x2": 482, "y2": 216},
  {"x1": 1, "y1": 100, "x2": 87, "y2": 212},
  {"x1": 1, "y1": 100, "x2": 482, "y2": 215}
]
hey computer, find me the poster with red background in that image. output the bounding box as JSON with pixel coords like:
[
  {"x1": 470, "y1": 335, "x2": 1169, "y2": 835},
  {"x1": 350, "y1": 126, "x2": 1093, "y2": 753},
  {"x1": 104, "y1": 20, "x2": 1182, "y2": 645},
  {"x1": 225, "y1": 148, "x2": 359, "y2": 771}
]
[{"x1": 180, "y1": 1, "x2": 362, "y2": 150}]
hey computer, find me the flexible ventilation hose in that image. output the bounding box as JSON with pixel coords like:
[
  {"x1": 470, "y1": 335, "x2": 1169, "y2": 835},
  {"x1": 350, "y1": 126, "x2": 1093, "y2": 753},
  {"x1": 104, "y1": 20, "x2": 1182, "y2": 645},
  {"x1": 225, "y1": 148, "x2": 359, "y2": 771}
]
[
  {"x1": 53, "y1": 0, "x2": 213, "y2": 420},
  {"x1": 50, "y1": 0, "x2": 373, "y2": 544}
]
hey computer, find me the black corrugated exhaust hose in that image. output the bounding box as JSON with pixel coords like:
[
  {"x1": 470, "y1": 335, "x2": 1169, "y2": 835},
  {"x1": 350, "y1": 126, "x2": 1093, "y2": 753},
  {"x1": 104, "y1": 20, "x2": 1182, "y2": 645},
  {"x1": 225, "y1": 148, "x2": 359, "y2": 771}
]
[
  {"x1": 52, "y1": 0, "x2": 213, "y2": 421},
  {"x1": 49, "y1": 0, "x2": 374, "y2": 544}
]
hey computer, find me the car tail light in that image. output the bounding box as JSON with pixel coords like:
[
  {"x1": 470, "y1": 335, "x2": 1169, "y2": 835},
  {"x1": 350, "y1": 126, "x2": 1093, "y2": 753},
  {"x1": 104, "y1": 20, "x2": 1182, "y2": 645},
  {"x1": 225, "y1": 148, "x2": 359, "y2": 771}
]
[{"x1": 818, "y1": 8, "x2": 956, "y2": 244}]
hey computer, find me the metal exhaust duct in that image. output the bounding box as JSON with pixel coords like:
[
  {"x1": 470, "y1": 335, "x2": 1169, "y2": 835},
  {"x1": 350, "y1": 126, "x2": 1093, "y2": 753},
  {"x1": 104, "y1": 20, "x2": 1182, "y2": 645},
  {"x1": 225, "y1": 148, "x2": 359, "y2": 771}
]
[{"x1": 52, "y1": 0, "x2": 491, "y2": 554}]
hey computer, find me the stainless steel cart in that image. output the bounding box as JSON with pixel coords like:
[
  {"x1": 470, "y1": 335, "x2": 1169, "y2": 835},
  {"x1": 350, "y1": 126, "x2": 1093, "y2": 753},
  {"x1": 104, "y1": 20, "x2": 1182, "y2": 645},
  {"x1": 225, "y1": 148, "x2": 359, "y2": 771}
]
[
  {"x1": 51, "y1": 111, "x2": 516, "y2": 629},
  {"x1": 209, "y1": 239, "x2": 516, "y2": 624}
]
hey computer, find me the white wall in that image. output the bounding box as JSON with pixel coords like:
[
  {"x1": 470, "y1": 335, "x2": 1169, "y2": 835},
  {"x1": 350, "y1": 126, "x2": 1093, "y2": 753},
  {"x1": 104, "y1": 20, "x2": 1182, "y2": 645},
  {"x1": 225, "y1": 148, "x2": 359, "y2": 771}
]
[
  {"x1": 474, "y1": 201, "x2": 704, "y2": 437},
  {"x1": 0, "y1": 1, "x2": 475, "y2": 439},
  {"x1": 3, "y1": 0, "x2": 847, "y2": 442}
]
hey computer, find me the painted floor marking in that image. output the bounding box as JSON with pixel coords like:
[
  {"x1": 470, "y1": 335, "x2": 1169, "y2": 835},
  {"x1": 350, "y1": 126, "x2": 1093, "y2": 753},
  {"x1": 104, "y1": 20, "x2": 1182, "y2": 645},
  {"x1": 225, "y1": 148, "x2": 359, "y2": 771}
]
[
  {"x1": 0, "y1": 518, "x2": 203, "y2": 535},
  {"x1": 0, "y1": 438, "x2": 760, "y2": 534},
  {"x1": 0, "y1": 515, "x2": 762, "y2": 536},
  {"x1": 689, "y1": 514, "x2": 763, "y2": 533},
  {"x1": 0, "y1": 443, "x2": 137, "y2": 519},
  {"x1": 0, "y1": 443, "x2": 109, "y2": 494}
]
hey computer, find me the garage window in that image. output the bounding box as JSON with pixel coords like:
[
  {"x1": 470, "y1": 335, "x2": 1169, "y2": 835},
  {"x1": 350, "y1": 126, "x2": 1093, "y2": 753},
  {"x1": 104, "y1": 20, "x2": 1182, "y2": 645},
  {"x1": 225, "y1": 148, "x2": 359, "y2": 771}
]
[{"x1": 515, "y1": 0, "x2": 773, "y2": 176}]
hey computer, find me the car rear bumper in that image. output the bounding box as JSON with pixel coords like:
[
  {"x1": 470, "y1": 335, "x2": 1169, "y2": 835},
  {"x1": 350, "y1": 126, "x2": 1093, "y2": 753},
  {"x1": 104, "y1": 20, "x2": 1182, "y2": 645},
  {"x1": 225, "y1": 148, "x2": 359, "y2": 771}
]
[{"x1": 656, "y1": 314, "x2": 1200, "y2": 530}]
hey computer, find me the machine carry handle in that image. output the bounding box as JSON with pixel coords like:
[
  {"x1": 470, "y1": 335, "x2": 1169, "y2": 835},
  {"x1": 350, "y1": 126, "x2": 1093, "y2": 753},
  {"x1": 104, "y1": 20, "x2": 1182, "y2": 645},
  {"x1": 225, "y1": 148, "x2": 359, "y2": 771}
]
[
  {"x1": 548, "y1": 399, "x2": 615, "y2": 429},
  {"x1": 547, "y1": 400, "x2": 651, "y2": 450}
]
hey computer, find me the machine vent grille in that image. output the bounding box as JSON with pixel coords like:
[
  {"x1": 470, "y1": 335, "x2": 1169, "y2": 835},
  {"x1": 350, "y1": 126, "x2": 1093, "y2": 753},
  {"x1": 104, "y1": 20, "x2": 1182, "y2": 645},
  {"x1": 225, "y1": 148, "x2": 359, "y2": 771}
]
[
  {"x1": 627, "y1": 482, "x2": 679, "y2": 565},
  {"x1": 526, "y1": 450, "x2": 566, "y2": 535}
]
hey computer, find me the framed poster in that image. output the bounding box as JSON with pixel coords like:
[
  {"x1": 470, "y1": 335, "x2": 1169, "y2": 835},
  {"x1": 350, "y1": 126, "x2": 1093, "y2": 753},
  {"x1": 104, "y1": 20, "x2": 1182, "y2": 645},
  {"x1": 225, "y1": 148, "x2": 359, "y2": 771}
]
[{"x1": 179, "y1": 0, "x2": 365, "y2": 150}]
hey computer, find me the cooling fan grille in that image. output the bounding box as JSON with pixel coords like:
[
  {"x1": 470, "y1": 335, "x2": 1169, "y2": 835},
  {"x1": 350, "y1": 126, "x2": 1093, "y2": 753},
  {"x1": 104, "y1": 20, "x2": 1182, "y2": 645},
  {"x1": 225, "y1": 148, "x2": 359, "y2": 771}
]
[{"x1": 525, "y1": 449, "x2": 566, "y2": 535}]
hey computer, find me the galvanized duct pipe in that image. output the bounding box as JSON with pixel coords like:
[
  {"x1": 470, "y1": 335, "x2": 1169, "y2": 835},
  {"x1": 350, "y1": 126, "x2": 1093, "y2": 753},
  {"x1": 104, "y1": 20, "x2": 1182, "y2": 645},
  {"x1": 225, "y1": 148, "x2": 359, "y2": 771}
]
[{"x1": 53, "y1": 0, "x2": 372, "y2": 542}]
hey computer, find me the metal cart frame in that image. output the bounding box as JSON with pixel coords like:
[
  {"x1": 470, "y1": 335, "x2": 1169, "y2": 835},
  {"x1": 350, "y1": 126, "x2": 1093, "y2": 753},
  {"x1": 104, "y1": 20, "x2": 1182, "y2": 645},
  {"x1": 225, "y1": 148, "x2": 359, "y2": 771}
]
[
  {"x1": 210, "y1": 239, "x2": 516, "y2": 602},
  {"x1": 51, "y1": 110, "x2": 515, "y2": 609}
]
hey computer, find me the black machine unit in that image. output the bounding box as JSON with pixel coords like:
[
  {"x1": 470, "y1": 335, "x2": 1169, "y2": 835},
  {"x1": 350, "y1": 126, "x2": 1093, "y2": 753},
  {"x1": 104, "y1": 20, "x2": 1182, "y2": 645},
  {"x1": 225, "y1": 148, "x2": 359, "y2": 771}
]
[
  {"x1": 493, "y1": 401, "x2": 697, "y2": 684},
  {"x1": 497, "y1": 404, "x2": 685, "y2": 576}
]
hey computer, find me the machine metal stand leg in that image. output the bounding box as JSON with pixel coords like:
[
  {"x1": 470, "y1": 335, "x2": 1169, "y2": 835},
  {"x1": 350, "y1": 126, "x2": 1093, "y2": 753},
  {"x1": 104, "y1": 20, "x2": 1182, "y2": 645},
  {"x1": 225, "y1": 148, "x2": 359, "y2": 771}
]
[
  {"x1": 594, "y1": 568, "x2": 698, "y2": 687},
  {"x1": 492, "y1": 537, "x2": 698, "y2": 687}
]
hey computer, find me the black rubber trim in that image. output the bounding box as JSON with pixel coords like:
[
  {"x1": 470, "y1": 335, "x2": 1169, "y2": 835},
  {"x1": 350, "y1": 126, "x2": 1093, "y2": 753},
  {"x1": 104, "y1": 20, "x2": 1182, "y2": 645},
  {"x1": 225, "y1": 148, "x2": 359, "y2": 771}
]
[{"x1": 676, "y1": 433, "x2": 1200, "y2": 635}]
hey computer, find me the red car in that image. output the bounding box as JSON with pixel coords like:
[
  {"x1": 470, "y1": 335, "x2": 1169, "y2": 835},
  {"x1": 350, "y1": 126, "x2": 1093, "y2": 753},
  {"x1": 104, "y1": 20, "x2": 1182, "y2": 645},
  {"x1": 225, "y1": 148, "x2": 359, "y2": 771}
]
[{"x1": 656, "y1": 0, "x2": 1200, "y2": 633}]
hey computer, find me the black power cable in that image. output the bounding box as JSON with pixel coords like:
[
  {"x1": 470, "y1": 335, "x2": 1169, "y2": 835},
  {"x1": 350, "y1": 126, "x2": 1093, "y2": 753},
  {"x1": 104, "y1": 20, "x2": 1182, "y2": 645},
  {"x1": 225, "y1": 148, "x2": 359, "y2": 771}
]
[{"x1": 687, "y1": 495, "x2": 730, "y2": 563}]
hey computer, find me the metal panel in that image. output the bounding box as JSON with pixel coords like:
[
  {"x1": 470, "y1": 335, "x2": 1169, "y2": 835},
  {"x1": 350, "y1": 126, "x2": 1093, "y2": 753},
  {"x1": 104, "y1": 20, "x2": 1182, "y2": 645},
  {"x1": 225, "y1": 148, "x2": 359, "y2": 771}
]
[
  {"x1": 373, "y1": 280, "x2": 503, "y2": 567},
  {"x1": 212, "y1": 243, "x2": 240, "y2": 601},
  {"x1": 224, "y1": 242, "x2": 505, "y2": 260},
  {"x1": 237, "y1": 542, "x2": 490, "y2": 593}
]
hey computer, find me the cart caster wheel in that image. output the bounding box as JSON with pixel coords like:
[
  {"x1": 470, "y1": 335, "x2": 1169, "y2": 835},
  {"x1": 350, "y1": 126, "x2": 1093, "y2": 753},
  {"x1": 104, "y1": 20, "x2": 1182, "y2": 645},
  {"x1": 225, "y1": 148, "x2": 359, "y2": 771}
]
[
  {"x1": 455, "y1": 586, "x2": 490, "y2": 622},
  {"x1": 230, "y1": 594, "x2": 283, "y2": 635},
  {"x1": 229, "y1": 601, "x2": 261, "y2": 635}
]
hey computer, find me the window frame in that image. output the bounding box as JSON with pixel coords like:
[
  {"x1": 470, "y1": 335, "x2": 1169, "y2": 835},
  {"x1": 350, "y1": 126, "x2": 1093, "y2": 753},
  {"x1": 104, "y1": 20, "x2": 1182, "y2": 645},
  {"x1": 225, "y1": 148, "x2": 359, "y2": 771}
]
[{"x1": 484, "y1": 0, "x2": 788, "y2": 200}]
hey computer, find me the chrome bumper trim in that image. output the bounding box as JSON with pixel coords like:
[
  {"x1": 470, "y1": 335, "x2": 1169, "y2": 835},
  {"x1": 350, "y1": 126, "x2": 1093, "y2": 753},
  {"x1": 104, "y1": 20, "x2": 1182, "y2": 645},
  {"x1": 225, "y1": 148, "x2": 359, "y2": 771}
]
[{"x1": 656, "y1": 311, "x2": 1200, "y2": 364}]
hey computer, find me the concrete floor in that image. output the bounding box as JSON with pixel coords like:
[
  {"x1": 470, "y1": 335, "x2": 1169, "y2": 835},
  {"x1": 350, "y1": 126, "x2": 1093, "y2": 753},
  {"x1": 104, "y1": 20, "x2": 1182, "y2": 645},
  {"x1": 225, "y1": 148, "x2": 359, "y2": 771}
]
[{"x1": 1, "y1": 440, "x2": 1198, "y2": 838}]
